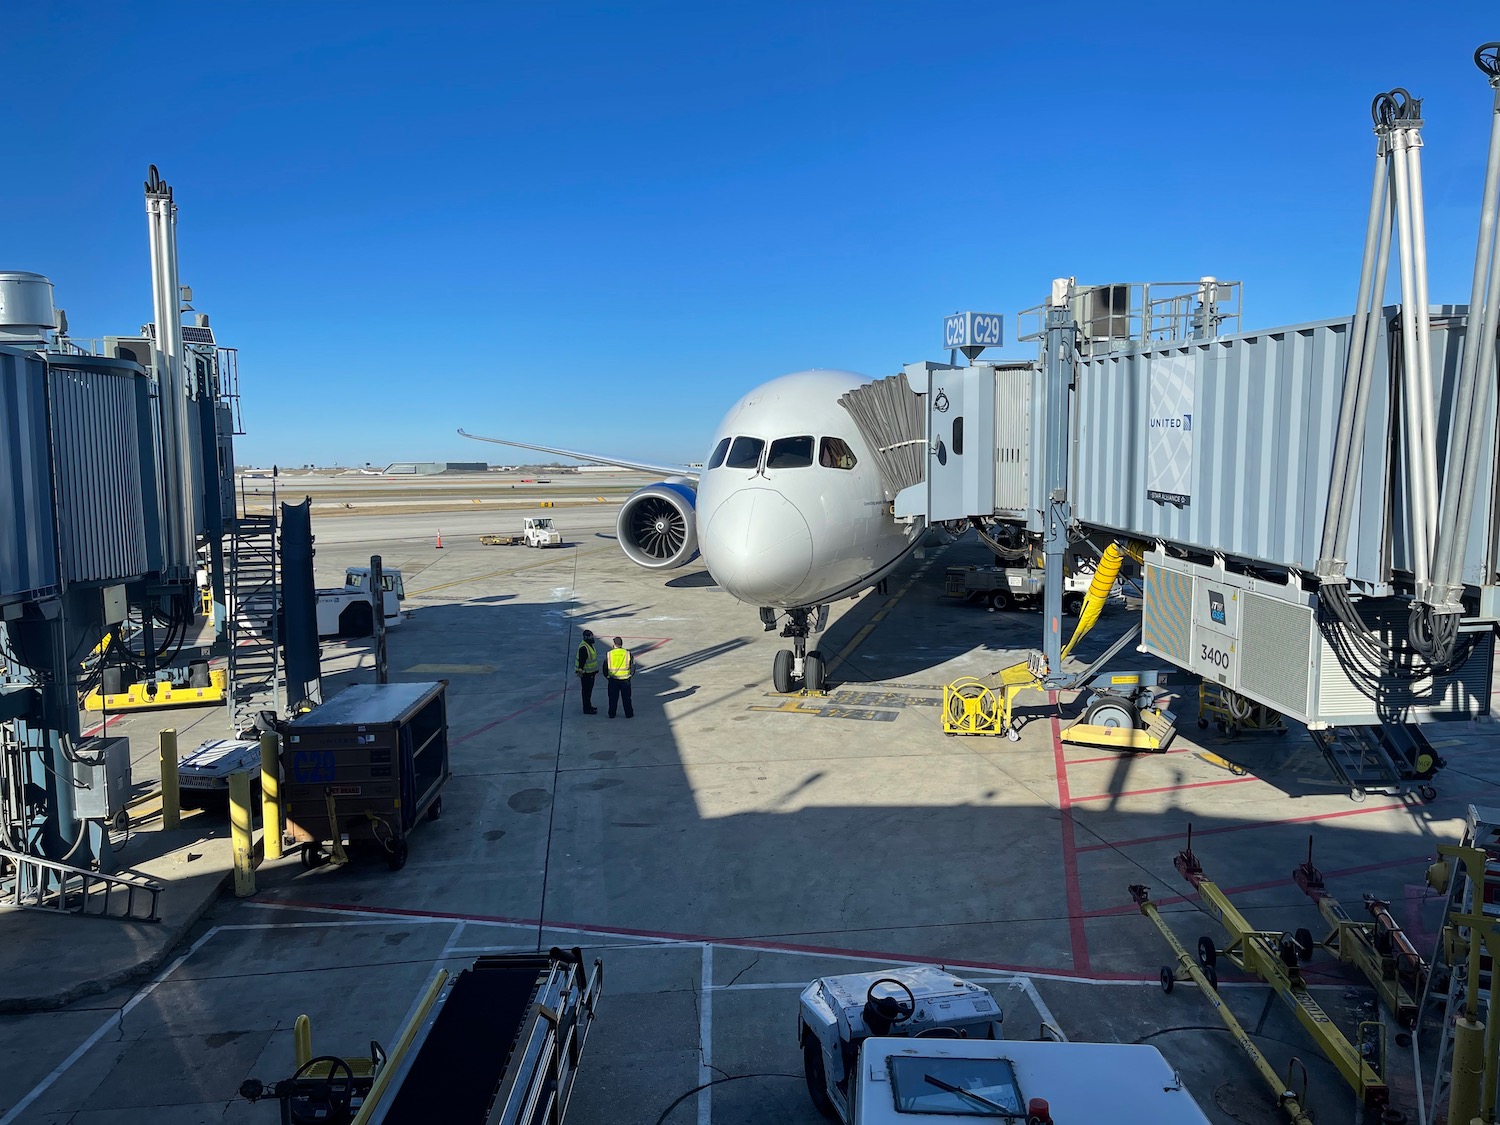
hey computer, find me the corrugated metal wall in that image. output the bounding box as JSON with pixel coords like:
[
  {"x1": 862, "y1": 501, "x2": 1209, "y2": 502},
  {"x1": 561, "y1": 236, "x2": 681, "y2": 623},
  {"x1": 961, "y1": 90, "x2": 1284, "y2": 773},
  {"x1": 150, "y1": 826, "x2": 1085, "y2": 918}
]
[
  {"x1": 46, "y1": 356, "x2": 150, "y2": 585},
  {"x1": 1072, "y1": 310, "x2": 1488, "y2": 588},
  {"x1": 0, "y1": 346, "x2": 59, "y2": 604}
]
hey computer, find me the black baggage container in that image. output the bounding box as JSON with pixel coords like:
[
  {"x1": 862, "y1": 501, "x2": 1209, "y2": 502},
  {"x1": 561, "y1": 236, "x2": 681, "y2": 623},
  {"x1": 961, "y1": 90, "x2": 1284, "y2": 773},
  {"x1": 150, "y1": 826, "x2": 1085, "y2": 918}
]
[{"x1": 282, "y1": 681, "x2": 450, "y2": 870}]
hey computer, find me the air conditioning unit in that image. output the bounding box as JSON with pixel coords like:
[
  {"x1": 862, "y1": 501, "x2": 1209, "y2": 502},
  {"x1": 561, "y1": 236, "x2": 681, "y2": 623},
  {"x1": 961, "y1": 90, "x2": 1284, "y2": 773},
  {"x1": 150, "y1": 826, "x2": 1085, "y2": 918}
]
[{"x1": 104, "y1": 336, "x2": 154, "y2": 371}]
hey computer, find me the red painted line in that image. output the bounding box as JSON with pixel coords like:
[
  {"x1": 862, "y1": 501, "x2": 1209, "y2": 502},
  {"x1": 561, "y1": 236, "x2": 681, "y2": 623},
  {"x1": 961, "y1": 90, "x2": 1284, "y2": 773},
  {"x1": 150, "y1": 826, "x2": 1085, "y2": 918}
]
[
  {"x1": 1065, "y1": 746, "x2": 1196, "y2": 766},
  {"x1": 81, "y1": 716, "x2": 119, "y2": 738},
  {"x1": 451, "y1": 637, "x2": 670, "y2": 746},
  {"x1": 254, "y1": 895, "x2": 1161, "y2": 980},
  {"x1": 1050, "y1": 693, "x2": 1091, "y2": 975},
  {"x1": 1075, "y1": 801, "x2": 1411, "y2": 853},
  {"x1": 1082, "y1": 853, "x2": 1433, "y2": 918},
  {"x1": 1070, "y1": 776, "x2": 1255, "y2": 804}
]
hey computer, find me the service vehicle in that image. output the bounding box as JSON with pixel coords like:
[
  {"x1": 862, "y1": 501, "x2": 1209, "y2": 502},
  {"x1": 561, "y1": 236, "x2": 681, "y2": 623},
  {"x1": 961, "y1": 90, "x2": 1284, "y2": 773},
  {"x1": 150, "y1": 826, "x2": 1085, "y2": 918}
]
[
  {"x1": 944, "y1": 565, "x2": 1089, "y2": 613},
  {"x1": 178, "y1": 737, "x2": 262, "y2": 807},
  {"x1": 479, "y1": 516, "x2": 562, "y2": 548},
  {"x1": 316, "y1": 567, "x2": 404, "y2": 638},
  {"x1": 798, "y1": 966, "x2": 1211, "y2": 1125}
]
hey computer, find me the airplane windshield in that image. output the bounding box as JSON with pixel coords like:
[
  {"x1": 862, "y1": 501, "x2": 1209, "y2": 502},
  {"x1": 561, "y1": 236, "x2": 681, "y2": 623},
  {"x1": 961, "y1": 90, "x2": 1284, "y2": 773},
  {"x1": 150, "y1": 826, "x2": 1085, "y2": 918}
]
[
  {"x1": 707, "y1": 437, "x2": 731, "y2": 469},
  {"x1": 767, "y1": 436, "x2": 813, "y2": 469},
  {"x1": 819, "y1": 437, "x2": 858, "y2": 470},
  {"x1": 725, "y1": 436, "x2": 764, "y2": 470}
]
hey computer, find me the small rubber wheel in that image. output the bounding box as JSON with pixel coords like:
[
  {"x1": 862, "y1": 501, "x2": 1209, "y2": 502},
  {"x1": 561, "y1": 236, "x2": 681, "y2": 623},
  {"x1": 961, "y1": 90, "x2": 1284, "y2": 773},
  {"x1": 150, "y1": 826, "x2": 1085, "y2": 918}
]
[
  {"x1": 1350, "y1": 787, "x2": 1367, "y2": 804},
  {"x1": 427, "y1": 795, "x2": 444, "y2": 822},
  {"x1": 1064, "y1": 593, "x2": 1084, "y2": 615},
  {"x1": 1197, "y1": 936, "x2": 1217, "y2": 968},
  {"x1": 988, "y1": 590, "x2": 1011, "y2": 611},
  {"x1": 1294, "y1": 927, "x2": 1316, "y2": 962},
  {"x1": 1197, "y1": 718, "x2": 1209, "y2": 729},
  {"x1": 1160, "y1": 966, "x2": 1176, "y2": 994},
  {"x1": 1006, "y1": 726, "x2": 1021, "y2": 743},
  {"x1": 773, "y1": 649, "x2": 795, "y2": 694},
  {"x1": 300, "y1": 843, "x2": 325, "y2": 869},
  {"x1": 386, "y1": 838, "x2": 409, "y2": 872},
  {"x1": 1418, "y1": 784, "x2": 1438, "y2": 803},
  {"x1": 803, "y1": 1035, "x2": 836, "y2": 1119},
  {"x1": 1202, "y1": 963, "x2": 1219, "y2": 992}
]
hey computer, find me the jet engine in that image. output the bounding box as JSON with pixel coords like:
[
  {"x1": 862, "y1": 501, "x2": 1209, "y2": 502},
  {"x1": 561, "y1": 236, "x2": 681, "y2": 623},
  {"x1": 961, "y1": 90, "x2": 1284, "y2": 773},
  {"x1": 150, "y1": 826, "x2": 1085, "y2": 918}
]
[{"x1": 617, "y1": 481, "x2": 698, "y2": 570}]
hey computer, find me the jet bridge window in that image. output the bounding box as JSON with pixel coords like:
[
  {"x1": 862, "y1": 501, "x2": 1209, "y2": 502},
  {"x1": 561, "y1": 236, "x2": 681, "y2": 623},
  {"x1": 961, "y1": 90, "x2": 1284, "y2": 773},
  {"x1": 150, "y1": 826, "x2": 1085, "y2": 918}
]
[
  {"x1": 767, "y1": 435, "x2": 814, "y2": 469},
  {"x1": 952, "y1": 416, "x2": 964, "y2": 455},
  {"x1": 725, "y1": 436, "x2": 765, "y2": 470},
  {"x1": 819, "y1": 437, "x2": 858, "y2": 470},
  {"x1": 707, "y1": 437, "x2": 731, "y2": 469}
]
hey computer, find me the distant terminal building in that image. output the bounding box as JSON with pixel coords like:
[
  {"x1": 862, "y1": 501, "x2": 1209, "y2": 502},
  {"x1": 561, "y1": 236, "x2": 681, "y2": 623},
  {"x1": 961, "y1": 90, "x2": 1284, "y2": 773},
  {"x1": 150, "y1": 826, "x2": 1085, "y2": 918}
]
[{"x1": 384, "y1": 461, "x2": 488, "y2": 475}]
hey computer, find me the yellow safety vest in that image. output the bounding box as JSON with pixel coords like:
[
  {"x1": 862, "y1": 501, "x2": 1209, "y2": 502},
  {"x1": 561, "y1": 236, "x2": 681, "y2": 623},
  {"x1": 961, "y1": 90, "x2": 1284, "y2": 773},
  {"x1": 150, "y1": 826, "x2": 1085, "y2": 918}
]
[
  {"x1": 578, "y1": 641, "x2": 598, "y2": 674},
  {"x1": 606, "y1": 648, "x2": 632, "y2": 680}
]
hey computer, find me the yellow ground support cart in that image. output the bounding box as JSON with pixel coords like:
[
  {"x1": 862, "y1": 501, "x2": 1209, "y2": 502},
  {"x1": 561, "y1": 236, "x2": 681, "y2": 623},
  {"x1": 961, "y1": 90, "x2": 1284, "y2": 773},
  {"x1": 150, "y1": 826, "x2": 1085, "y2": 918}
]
[{"x1": 942, "y1": 653, "x2": 1048, "y2": 740}]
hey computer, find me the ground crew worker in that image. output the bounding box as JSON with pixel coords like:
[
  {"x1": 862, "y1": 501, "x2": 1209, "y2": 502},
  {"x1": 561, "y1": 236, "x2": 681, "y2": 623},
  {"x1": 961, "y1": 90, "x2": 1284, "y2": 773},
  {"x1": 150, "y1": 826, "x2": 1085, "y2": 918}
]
[
  {"x1": 605, "y1": 636, "x2": 634, "y2": 719},
  {"x1": 576, "y1": 629, "x2": 599, "y2": 714}
]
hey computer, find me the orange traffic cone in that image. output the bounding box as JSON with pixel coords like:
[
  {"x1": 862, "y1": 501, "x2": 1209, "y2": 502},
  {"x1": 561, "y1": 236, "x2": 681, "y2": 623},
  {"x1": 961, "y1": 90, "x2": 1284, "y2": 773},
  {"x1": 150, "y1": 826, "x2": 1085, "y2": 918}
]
[{"x1": 435, "y1": 530, "x2": 444, "y2": 549}]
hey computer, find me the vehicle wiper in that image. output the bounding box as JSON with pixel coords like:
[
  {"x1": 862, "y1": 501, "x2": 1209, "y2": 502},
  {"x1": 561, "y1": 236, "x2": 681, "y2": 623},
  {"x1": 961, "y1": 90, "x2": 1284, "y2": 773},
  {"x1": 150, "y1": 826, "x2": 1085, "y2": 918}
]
[{"x1": 923, "y1": 1073, "x2": 1009, "y2": 1114}]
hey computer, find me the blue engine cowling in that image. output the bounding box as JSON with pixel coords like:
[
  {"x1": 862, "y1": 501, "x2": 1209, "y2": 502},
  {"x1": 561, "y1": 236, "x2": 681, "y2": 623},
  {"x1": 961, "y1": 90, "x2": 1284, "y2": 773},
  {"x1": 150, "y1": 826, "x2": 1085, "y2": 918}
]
[{"x1": 617, "y1": 480, "x2": 698, "y2": 570}]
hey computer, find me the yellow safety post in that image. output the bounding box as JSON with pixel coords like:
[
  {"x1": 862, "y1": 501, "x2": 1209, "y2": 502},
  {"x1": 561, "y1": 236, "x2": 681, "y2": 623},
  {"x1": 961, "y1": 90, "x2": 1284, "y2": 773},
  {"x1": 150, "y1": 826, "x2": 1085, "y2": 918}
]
[
  {"x1": 259, "y1": 732, "x2": 282, "y2": 861},
  {"x1": 294, "y1": 1015, "x2": 313, "y2": 1067},
  {"x1": 229, "y1": 770, "x2": 256, "y2": 897},
  {"x1": 160, "y1": 728, "x2": 180, "y2": 831}
]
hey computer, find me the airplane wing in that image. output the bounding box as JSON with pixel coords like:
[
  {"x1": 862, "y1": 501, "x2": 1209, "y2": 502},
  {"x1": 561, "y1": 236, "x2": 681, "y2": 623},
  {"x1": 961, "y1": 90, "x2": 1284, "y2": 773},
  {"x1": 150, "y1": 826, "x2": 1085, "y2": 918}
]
[{"x1": 457, "y1": 429, "x2": 698, "y2": 481}]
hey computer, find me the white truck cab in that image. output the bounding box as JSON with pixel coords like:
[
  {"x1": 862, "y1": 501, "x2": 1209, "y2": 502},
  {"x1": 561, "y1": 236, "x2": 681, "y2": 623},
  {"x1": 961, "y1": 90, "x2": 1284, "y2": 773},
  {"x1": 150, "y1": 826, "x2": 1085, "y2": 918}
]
[
  {"x1": 524, "y1": 517, "x2": 562, "y2": 547},
  {"x1": 851, "y1": 1039, "x2": 1211, "y2": 1125},
  {"x1": 316, "y1": 568, "x2": 404, "y2": 638}
]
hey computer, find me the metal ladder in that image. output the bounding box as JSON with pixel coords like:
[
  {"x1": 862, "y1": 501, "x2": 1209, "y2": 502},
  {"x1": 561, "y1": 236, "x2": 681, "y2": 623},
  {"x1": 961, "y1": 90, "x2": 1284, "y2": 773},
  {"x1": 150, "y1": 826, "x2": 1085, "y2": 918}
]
[
  {"x1": 228, "y1": 512, "x2": 281, "y2": 735},
  {"x1": 0, "y1": 846, "x2": 162, "y2": 922}
]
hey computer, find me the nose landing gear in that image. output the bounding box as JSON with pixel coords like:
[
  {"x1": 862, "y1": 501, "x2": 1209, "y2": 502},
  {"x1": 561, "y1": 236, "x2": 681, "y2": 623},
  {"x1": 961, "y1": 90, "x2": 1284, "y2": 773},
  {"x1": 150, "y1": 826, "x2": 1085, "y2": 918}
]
[{"x1": 770, "y1": 606, "x2": 828, "y2": 694}]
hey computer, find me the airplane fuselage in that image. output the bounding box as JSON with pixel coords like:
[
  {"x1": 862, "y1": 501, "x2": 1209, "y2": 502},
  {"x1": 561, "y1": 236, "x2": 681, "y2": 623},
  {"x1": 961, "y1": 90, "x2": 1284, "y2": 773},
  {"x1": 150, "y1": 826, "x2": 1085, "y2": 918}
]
[{"x1": 695, "y1": 369, "x2": 915, "y2": 610}]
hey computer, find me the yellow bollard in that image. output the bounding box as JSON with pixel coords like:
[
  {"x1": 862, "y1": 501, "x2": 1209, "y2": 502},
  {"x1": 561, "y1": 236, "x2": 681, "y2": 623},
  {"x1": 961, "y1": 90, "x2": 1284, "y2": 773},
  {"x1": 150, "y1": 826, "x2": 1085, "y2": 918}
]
[
  {"x1": 160, "y1": 728, "x2": 180, "y2": 830},
  {"x1": 294, "y1": 1014, "x2": 312, "y2": 1067},
  {"x1": 1449, "y1": 1016, "x2": 1486, "y2": 1125},
  {"x1": 229, "y1": 770, "x2": 255, "y2": 897},
  {"x1": 259, "y1": 732, "x2": 282, "y2": 861}
]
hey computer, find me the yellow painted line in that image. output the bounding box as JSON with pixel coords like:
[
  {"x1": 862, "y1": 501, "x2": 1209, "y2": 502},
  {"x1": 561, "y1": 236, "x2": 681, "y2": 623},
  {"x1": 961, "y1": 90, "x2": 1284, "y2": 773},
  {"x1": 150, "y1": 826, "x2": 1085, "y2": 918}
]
[
  {"x1": 406, "y1": 545, "x2": 609, "y2": 596},
  {"x1": 823, "y1": 545, "x2": 948, "y2": 676}
]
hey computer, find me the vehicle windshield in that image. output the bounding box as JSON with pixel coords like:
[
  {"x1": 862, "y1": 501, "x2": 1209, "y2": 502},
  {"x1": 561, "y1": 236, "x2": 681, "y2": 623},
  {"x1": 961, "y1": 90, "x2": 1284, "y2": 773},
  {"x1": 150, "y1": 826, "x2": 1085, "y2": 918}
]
[
  {"x1": 724, "y1": 436, "x2": 765, "y2": 470},
  {"x1": 887, "y1": 1055, "x2": 1024, "y2": 1117},
  {"x1": 767, "y1": 435, "x2": 813, "y2": 469},
  {"x1": 533, "y1": 519, "x2": 553, "y2": 528}
]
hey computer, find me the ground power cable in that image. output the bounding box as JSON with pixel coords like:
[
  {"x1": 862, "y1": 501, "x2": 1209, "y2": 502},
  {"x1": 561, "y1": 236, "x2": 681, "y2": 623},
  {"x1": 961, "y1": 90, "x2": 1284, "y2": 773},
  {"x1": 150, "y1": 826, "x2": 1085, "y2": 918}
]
[{"x1": 532, "y1": 546, "x2": 582, "y2": 953}]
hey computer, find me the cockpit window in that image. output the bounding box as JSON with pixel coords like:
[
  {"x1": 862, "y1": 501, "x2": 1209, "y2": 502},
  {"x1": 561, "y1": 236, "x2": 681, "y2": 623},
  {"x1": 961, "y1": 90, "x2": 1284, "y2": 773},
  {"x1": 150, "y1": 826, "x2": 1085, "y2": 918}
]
[
  {"x1": 725, "y1": 436, "x2": 765, "y2": 470},
  {"x1": 767, "y1": 436, "x2": 814, "y2": 469},
  {"x1": 707, "y1": 437, "x2": 731, "y2": 470},
  {"x1": 819, "y1": 437, "x2": 858, "y2": 470}
]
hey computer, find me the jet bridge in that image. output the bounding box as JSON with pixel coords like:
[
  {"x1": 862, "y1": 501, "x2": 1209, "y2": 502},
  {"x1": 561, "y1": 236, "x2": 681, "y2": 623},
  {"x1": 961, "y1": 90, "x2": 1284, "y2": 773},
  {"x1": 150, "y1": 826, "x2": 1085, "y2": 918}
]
[{"x1": 840, "y1": 45, "x2": 1500, "y2": 796}]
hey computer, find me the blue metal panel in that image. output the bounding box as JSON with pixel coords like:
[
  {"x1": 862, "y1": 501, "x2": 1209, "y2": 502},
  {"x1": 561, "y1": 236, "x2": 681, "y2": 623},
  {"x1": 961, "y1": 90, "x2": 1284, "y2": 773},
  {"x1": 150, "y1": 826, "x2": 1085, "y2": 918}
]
[
  {"x1": 45, "y1": 355, "x2": 150, "y2": 585},
  {"x1": 0, "y1": 345, "x2": 59, "y2": 604}
]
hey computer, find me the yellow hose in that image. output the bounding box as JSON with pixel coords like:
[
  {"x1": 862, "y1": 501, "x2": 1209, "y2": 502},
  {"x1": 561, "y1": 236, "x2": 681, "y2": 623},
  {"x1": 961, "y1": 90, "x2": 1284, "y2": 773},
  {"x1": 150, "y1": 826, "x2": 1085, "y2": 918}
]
[{"x1": 1060, "y1": 541, "x2": 1142, "y2": 661}]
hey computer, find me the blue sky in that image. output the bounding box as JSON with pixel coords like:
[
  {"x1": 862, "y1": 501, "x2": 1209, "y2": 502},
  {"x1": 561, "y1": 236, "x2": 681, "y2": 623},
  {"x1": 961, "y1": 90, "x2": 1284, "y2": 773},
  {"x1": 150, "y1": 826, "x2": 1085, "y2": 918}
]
[{"x1": 5, "y1": 3, "x2": 1498, "y2": 466}]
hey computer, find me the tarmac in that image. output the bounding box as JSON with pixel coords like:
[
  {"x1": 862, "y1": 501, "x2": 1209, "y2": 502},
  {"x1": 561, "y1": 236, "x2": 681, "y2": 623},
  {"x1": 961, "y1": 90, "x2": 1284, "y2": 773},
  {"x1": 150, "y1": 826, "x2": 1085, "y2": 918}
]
[{"x1": 3, "y1": 485, "x2": 1499, "y2": 1123}]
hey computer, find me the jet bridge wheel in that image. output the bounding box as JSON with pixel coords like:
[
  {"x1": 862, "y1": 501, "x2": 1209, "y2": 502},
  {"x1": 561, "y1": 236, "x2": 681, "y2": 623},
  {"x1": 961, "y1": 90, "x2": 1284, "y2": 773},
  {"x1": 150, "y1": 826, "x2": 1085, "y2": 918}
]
[
  {"x1": 1082, "y1": 696, "x2": 1138, "y2": 730},
  {"x1": 773, "y1": 650, "x2": 796, "y2": 694}
]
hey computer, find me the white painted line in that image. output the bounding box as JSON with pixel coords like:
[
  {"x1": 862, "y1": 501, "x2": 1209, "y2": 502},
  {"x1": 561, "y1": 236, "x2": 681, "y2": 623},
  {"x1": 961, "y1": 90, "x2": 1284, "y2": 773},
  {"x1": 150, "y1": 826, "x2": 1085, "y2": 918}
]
[
  {"x1": 699, "y1": 942, "x2": 713, "y2": 1125},
  {"x1": 389, "y1": 921, "x2": 465, "y2": 1045},
  {"x1": 1019, "y1": 977, "x2": 1066, "y2": 1041},
  {"x1": 0, "y1": 925, "x2": 223, "y2": 1125}
]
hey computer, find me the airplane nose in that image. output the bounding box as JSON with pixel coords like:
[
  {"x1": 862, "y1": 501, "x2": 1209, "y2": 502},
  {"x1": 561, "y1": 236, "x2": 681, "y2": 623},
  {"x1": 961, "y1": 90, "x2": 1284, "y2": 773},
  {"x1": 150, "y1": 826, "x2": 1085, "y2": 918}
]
[{"x1": 702, "y1": 488, "x2": 813, "y2": 603}]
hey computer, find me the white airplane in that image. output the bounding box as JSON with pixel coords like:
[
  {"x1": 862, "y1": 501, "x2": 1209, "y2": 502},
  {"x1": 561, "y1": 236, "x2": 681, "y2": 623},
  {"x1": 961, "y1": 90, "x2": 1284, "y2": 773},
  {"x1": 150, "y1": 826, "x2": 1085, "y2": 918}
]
[{"x1": 459, "y1": 368, "x2": 924, "y2": 691}]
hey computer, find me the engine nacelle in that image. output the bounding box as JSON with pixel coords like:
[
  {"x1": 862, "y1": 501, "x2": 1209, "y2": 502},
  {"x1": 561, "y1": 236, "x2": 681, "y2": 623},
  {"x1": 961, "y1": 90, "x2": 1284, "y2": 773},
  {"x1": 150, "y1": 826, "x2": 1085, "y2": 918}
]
[{"x1": 617, "y1": 480, "x2": 699, "y2": 570}]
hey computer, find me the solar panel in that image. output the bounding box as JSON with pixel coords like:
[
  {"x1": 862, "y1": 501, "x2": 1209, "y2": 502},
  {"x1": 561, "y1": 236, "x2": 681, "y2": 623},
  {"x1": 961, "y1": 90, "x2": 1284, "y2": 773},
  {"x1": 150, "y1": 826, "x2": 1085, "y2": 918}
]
[{"x1": 181, "y1": 325, "x2": 216, "y2": 345}]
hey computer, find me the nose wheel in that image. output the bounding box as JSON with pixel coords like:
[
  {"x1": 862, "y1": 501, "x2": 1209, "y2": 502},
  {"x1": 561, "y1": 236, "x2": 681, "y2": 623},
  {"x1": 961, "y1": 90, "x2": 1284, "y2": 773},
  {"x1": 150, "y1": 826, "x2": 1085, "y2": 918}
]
[{"x1": 772, "y1": 608, "x2": 827, "y2": 694}]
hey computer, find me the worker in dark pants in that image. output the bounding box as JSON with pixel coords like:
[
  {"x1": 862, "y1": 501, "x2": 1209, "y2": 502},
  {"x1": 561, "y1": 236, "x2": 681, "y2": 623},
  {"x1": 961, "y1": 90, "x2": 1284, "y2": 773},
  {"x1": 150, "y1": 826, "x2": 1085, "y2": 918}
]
[
  {"x1": 576, "y1": 629, "x2": 599, "y2": 714},
  {"x1": 605, "y1": 636, "x2": 634, "y2": 718}
]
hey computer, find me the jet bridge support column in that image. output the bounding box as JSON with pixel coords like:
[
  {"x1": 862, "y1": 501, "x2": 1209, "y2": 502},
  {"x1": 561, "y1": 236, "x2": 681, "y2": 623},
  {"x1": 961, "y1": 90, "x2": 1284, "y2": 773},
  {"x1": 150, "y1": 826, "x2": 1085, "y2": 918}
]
[{"x1": 1041, "y1": 285, "x2": 1077, "y2": 680}]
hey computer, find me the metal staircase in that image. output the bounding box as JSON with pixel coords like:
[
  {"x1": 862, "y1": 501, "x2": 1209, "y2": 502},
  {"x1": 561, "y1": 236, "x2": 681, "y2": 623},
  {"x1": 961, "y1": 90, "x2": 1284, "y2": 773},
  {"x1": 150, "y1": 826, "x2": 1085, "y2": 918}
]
[
  {"x1": 0, "y1": 846, "x2": 162, "y2": 922},
  {"x1": 228, "y1": 513, "x2": 281, "y2": 735}
]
